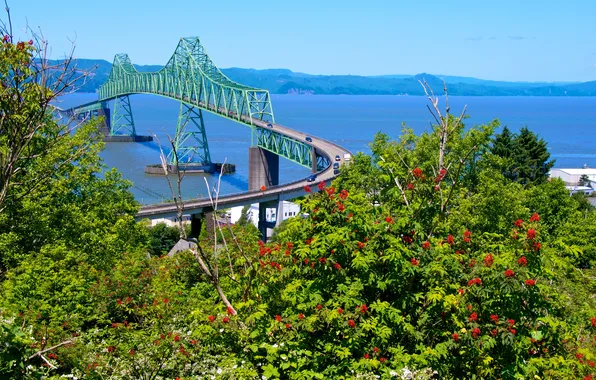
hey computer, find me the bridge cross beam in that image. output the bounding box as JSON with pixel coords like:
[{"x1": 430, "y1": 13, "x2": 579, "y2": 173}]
[{"x1": 169, "y1": 103, "x2": 212, "y2": 165}]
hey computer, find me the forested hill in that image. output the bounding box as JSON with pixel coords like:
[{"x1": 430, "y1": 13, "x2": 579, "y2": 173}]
[{"x1": 63, "y1": 58, "x2": 596, "y2": 96}]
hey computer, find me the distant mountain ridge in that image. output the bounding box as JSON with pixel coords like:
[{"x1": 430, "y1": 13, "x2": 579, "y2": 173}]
[{"x1": 61, "y1": 58, "x2": 596, "y2": 96}]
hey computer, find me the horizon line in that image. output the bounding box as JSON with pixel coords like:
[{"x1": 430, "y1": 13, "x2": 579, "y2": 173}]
[{"x1": 68, "y1": 57, "x2": 592, "y2": 84}]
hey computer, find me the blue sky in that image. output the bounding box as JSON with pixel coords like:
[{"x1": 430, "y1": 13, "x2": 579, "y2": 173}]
[{"x1": 7, "y1": 0, "x2": 596, "y2": 82}]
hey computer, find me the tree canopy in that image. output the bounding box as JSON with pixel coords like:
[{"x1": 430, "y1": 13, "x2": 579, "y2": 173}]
[{"x1": 490, "y1": 126, "x2": 555, "y2": 185}]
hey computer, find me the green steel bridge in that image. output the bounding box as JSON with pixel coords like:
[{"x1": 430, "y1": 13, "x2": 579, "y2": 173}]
[
  {"x1": 69, "y1": 37, "x2": 328, "y2": 170},
  {"x1": 67, "y1": 37, "x2": 351, "y2": 238}
]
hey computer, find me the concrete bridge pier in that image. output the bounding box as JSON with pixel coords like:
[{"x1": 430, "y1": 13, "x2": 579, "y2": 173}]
[
  {"x1": 249, "y1": 146, "x2": 280, "y2": 242},
  {"x1": 276, "y1": 200, "x2": 284, "y2": 228},
  {"x1": 248, "y1": 146, "x2": 279, "y2": 190},
  {"x1": 96, "y1": 107, "x2": 111, "y2": 136},
  {"x1": 189, "y1": 213, "x2": 203, "y2": 239}
]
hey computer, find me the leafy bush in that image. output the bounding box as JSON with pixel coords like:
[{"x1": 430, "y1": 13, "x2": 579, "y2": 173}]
[{"x1": 147, "y1": 222, "x2": 181, "y2": 257}]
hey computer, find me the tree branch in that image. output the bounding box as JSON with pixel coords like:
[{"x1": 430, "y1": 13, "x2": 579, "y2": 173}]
[{"x1": 27, "y1": 340, "x2": 73, "y2": 360}]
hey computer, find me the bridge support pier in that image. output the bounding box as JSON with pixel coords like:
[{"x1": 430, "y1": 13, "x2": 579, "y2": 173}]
[
  {"x1": 248, "y1": 146, "x2": 280, "y2": 242},
  {"x1": 257, "y1": 201, "x2": 278, "y2": 242},
  {"x1": 276, "y1": 200, "x2": 284, "y2": 228},
  {"x1": 93, "y1": 106, "x2": 111, "y2": 136},
  {"x1": 169, "y1": 104, "x2": 212, "y2": 166},
  {"x1": 204, "y1": 211, "x2": 216, "y2": 239},
  {"x1": 189, "y1": 213, "x2": 202, "y2": 239},
  {"x1": 111, "y1": 95, "x2": 136, "y2": 136},
  {"x1": 248, "y1": 147, "x2": 279, "y2": 190}
]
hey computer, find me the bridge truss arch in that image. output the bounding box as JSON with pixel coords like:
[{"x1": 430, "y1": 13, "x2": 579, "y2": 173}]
[{"x1": 68, "y1": 37, "x2": 328, "y2": 170}]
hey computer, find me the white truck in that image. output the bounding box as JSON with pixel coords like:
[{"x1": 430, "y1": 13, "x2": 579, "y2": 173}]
[{"x1": 343, "y1": 153, "x2": 352, "y2": 161}]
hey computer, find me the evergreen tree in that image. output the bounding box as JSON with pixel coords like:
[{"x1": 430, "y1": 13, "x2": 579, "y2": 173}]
[
  {"x1": 491, "y1": 126, "x2": 514, "y2": 158},
  {"x1": 490, "y1": 126, "x2": 516, "y2": 180},
  {"x1": 579, "y1": 174, "x2": 591, "y2": 187},
  {"x1": 490, "y1": 126, "x2": 554, "y2": 185},
  {"x1": 236, "y1": 205, "x2": 253, "y2": 227},
  {"x1": 512, "y1": 126, "x2": 555, "y2": 185}
]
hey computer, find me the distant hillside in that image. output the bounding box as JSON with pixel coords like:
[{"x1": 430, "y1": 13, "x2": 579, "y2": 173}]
[
  {"x1": 58, "y1": 59, "x2": 596, "y2": 96},
  {"x1": 436, "y1": 75, "x2": 579, "y2": 88}
]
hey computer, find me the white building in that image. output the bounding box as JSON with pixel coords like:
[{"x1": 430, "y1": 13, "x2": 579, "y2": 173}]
[
  {"x1": 148, "y1": 201, "x2": 301, "y2": 229},
  {"x1": 550, "y1": 168, "x2": 596, "y2": 185},
  {"x1": 149, "y1": 215, "x2": 191, "y2": 227},
  {"x1": 281, "y1": 201, "x2": 301, "y2": 220},
  {"x1": 230, "y1": 204, "x2": 260, "y2": 227},
  {"x1": 565, "y1": 186, "x2": 595, "y2": 196},
  {"x1": 229, "y1": 201, "x2": 301, "y2": 227}
]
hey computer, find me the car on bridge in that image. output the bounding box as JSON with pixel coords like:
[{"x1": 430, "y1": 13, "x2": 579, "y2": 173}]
[
  {"x1": 333, "y1": 162, "x2": 340, "y2": 169},
  {"x1": 334, "y1": 169, "x2": 340, "y2": 175},
  {"x1": 305, "y1": 136, "x2": 312, "y2": 142},
  {"x1": 335, "y1": 155, "x2": 341, "y2": 161},
  {"x1": 267, "y1": 123, "x2": 273, "y2": 128},
  {"x1": 306, "y1": 174, "x2": 316, "y2": 182}
]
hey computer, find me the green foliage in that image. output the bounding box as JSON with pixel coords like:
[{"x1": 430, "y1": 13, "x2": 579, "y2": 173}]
[
  {"x1": 524, "y1": 179, "x2": 575, "y2": 234},
  {"x1": 490, "y1": 126, "x2": 555, "y2": 185},
  {"x1": 0, "y1": 35, "x2": 141, "y2": 271},
  {"x1": 237, "y1": 204, "x2": 254, "y2": 227},
  {"x1": 580, "y1": 174, "x2": 592, "y2": 187},
  {"x1": 335, "y1": 118, "x2": 497, "y2": 237},
  {"x1": 146, "y1": 222, "x2": 181, "y2": 257},
  {"x1": 248, "y1": 182, "x2": 596, "y2": 378},
  {"x1": 446, "y1": 170, "x2": 527, "y2": 236}
]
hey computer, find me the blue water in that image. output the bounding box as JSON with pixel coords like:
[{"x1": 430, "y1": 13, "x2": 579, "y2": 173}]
[{"x1": 56, "y1": 94, "x2": 596, "y2": 204}]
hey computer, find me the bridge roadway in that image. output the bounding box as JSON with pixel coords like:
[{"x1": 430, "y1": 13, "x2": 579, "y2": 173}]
[{"x1": 136, "y1": 117, "x2": 350, "y2": 220}]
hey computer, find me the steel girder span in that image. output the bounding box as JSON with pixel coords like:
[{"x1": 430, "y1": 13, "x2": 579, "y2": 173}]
[{"x1": 94, "y1": 37, "x2": 318, "y2": 169}]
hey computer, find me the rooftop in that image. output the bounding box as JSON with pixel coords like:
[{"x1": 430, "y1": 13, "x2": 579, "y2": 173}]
[{"x1": 552, "y1": 168, "x2": 596, "y2": 175}]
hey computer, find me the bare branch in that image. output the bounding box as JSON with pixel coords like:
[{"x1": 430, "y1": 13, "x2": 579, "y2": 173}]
[
  {"x1": 3, "y1": 0, "x2": 12, "y2": 37},
  {"x1": 379, "y1": 156, "x2": 410, "y2": 209},
  {"x1": 153, "y1": 129, "x2": 236, "y2": 316},
  {"x1": 27, "y1": 340, "x2": 73, "y2": 360}
]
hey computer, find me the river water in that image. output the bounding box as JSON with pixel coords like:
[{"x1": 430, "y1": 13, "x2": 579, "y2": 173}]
[{"x1": 56, "y1": 94, "x2": 596, "y2": 204}]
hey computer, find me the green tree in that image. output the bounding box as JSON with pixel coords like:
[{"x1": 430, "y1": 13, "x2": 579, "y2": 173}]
[
  {"x1": 491, "y1": 126, "x2": 515, "y2": 159},
  {"x1": 489, "y1": 126, "x2": 516, "y2": 180},
  {"x1": 236, "y1": 205, "x2": 253, "y2": 227},
  {"x1": 0, "y1": 22, "x2": 142, "y2": 271},
  {"x1": 490, "y1": 126, "x2": 555, "y2": 185},
  {"x1": 0, "y1": 31, "x2": 94, "y2": 213},
  {"x1": 580, "y1": 174, "x2": 591, "y2": 187},
  {"x1": 336, "y1": 116, "x2": 497, "y2": 237},
  {"x1": 511, "y1": 127, "x2": 555, "y2": 185},
  {"x1": 147, "y1": 222, "x2": 181, "y2": 257}
]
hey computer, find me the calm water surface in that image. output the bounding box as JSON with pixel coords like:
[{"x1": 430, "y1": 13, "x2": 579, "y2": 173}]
[{"x1": 57, "y1": 94, "x2": 596, "y2": 204}]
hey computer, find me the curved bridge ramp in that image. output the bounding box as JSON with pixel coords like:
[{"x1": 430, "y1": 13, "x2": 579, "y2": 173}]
[{"x1": 137, "y1": 121, "x2": 350, "y2": 220}]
